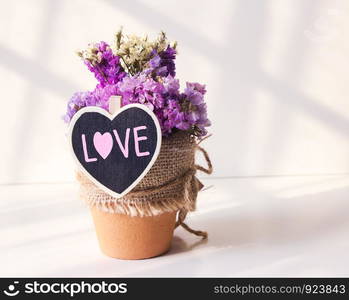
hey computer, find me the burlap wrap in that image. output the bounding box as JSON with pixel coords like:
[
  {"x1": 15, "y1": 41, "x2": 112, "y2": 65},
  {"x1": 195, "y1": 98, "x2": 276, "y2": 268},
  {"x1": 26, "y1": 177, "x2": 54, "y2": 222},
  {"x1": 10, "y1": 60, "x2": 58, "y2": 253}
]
[{"x1": 77, "y1": 131, "x2": 212, "y2": 237}]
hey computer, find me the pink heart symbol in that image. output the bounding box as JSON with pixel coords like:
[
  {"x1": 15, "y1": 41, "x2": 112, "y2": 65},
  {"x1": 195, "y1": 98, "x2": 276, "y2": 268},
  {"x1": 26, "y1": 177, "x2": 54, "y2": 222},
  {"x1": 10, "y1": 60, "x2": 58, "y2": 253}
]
[{"x1": 93, "y1": 132, "x2": 113, "y2": 159}]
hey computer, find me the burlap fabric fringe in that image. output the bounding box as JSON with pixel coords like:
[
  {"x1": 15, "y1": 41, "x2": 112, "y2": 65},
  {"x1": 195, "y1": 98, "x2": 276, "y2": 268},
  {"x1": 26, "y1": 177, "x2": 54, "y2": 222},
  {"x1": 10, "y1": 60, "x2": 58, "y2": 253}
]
[{"x1": 77, "y1": 131, "x2": 212, "y2": 238}]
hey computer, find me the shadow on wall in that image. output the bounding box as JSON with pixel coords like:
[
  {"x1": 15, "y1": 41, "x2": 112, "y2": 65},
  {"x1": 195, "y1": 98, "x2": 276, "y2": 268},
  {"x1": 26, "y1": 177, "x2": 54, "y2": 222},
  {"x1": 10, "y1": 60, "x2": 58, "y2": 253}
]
[
  {"x1": 104, "y1": 0, "x2": 349, "y2": 176},
  {"x1": 1, "y1": 0, "x2": 348, "y2": 182},
  {"x1": 1, "y1": 0, "x2": 79, "y2": 183}
]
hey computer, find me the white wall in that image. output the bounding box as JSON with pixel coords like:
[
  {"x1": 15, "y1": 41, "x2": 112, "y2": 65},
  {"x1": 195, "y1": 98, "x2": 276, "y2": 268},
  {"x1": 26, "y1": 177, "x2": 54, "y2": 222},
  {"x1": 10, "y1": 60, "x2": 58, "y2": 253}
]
[{"x1": 0, "y1": 0, "x2": 348, "y2": 184}]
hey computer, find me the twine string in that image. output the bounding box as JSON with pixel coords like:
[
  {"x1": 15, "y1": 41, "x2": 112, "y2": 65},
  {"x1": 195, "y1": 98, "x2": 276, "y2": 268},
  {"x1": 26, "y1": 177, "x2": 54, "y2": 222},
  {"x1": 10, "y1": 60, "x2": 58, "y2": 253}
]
[{"x1": 174, "y1": 142, "x2": 212, "y2": 239}]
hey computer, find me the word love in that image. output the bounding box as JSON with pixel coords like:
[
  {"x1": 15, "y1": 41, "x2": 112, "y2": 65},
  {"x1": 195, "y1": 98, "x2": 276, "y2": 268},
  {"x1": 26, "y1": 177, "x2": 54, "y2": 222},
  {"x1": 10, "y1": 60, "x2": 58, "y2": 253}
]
[
  {"x1": 82, "y1": 126, "x2": 150, "y2": 162},
  {"x1": 68, "y1": 104, "x2": 161, "y2": 197}
]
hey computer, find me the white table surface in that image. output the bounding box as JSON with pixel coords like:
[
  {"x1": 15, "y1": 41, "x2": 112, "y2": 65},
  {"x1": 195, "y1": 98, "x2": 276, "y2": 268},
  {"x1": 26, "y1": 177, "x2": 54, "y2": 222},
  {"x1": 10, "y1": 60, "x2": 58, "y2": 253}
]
[{"x1": 1, "y1": 175, "x2": 349, "y2": 277}]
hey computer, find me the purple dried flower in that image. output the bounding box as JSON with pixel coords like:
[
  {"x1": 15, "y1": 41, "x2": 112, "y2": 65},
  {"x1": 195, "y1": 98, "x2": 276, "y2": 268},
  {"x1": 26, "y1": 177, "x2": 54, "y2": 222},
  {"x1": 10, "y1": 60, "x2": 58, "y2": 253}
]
[
  {"x1": 186, "y1": 82, "x2": 206, "y2": 95},
  {"x1": 183, "y1": 82, "x2": 206, "y2": 105},
  {"x1": 117, "y1": 74, "x2": 165, "y2": 112},
  {"x1": 63, "y1": 91, "x2": 88, "y2": 123},
  {"x1": 67, "y1": 34, "x2": 210, "y2": 137},
  {"x1": 147, "y1": 46, "x2": 177, "y2": 78},
  {"x1": 63, "y1": 84, "x2": 119, "y2": 123},
  {"x1": 81, "y1": 41, "x2": 126, "y2": 88},
  {"x1": 162, "y1": 75, "x2": 180, "y2": 96},
  {"x1": 117, "y1": 74, "x2": 181, "y2": 134},
  {"x1": 179, "y1": 81, "x2": 211, "y2": 136},
  {"x1": 117, "y1": 73, "x2": 210, "y2": 137}
]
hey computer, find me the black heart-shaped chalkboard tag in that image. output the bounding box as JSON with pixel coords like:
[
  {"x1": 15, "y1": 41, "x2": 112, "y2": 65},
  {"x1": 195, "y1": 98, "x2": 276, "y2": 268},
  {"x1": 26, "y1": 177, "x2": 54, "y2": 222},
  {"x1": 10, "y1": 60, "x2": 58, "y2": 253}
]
[{"x1": 68, "y1": 104, "x2": 161, "y2": 198}]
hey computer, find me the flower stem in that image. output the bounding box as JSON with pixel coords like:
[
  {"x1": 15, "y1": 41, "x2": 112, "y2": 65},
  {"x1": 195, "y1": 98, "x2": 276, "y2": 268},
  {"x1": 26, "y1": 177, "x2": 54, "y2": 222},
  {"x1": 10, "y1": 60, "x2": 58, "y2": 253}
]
[{"x1": 120, "y1": 56, "x2": 133, "y2": 75}]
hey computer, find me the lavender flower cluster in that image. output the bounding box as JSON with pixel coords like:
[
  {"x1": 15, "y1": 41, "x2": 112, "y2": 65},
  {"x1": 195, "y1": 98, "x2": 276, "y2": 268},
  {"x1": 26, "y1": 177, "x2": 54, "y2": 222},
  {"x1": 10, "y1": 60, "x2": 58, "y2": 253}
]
[
  {"x1": 82, "y1": 42, "x2": 126, "y2": 88},
  {"x1": 64, "y1": 32, "x2": 210, "y2": 137},
  {"x1": 63, "y1": 84, "x2": 118, "y2": 123}
]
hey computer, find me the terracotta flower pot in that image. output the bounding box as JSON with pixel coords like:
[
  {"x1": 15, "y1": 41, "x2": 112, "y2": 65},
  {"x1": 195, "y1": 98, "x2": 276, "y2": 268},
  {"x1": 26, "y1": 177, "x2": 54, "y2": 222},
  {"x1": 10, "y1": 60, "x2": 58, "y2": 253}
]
[
  {"x1": 90, "y1": 207, "x2": 177, "y2": 259},
  {"x1": 77, "y1": 131, "x2": 206, "y2": 260}
]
